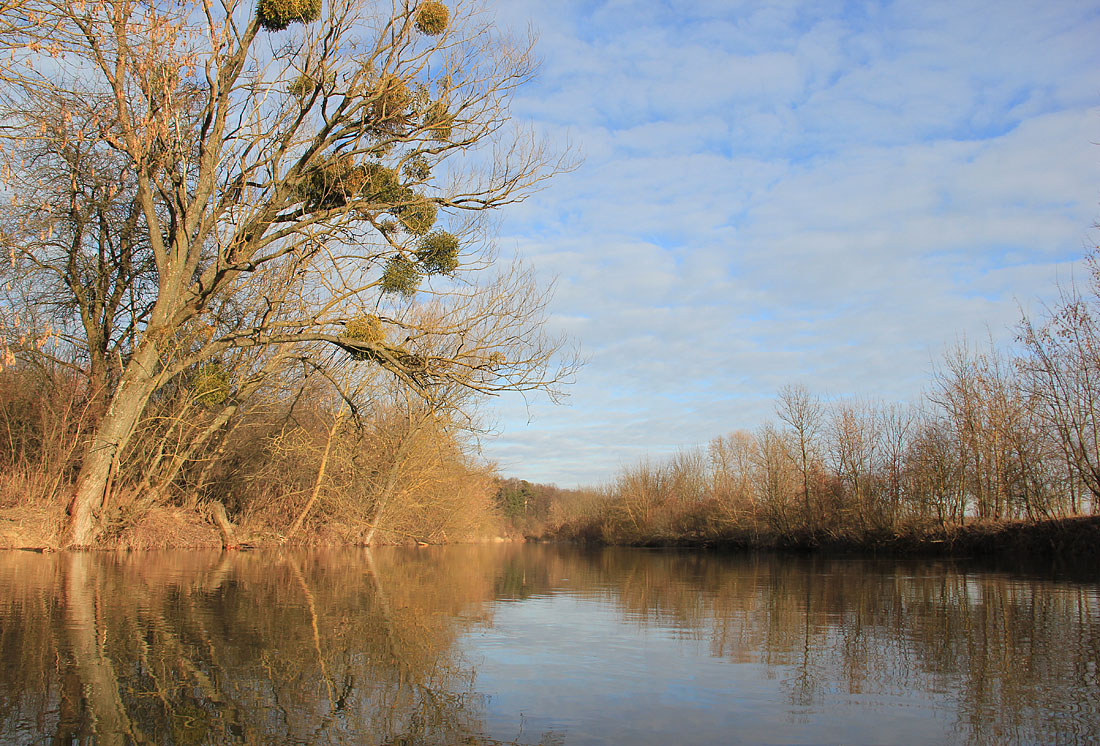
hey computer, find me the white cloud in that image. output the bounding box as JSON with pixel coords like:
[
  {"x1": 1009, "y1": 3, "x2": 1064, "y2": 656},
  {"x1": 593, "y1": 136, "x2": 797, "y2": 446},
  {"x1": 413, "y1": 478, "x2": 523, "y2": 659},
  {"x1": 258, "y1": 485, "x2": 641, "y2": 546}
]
[{"x1": 477, "y1": 0, "x2": 1100, "y2": 487}]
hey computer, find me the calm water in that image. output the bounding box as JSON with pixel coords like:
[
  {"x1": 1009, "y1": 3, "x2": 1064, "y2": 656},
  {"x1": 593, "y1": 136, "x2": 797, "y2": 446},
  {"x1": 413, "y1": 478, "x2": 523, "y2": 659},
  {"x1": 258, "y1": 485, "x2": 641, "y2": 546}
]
[{"x1": 0, "y1": 546, "x2": 1097, "y2": 745}]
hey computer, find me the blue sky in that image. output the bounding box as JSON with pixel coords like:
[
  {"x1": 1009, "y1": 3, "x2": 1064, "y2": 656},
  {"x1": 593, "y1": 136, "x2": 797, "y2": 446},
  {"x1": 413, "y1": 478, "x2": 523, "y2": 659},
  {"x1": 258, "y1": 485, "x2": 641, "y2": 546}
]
[{"x1": 475, "y1": 0, "x2": 1100, "y2": 487}]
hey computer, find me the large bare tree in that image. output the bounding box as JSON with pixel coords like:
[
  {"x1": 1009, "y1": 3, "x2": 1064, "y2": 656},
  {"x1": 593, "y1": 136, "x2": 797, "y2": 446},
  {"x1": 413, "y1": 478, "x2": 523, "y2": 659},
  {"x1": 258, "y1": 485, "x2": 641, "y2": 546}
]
[{"x1": 0, "y1": 0, "x2": 576, "y2": 546}]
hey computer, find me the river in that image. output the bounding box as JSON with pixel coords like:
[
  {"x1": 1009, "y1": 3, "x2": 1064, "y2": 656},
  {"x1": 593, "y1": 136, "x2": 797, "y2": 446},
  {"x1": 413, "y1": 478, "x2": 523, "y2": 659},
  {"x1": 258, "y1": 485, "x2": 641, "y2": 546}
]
[{"x1": 0, "y1": 545, "x2": 1096, "y2": 745}]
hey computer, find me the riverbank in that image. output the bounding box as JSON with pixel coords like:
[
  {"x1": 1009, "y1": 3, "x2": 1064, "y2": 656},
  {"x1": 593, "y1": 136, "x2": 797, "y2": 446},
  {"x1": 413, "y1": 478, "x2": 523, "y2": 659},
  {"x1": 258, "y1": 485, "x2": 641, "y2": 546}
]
[
  {"x1": 542, "y1": 515, "x2": 1100, "y2": 562},
  {"x1": 0, "y1": 501, "x2": 525, "y2": 552},
  {"x1": 5, "y1": 493, "x2": 1097, "y2": 561}
]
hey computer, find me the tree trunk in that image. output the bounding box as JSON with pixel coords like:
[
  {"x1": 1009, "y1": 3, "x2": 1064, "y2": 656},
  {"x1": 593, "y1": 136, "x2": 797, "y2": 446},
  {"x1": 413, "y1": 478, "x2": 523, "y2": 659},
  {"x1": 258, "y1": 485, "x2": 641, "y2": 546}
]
[
  {"x1": 285, "y1": 407, "x2": 344, "y2": 541},
  {"x1": 209, "y1": 500, "x2": 238, "y2": 550},
  {"x1": 66, "y1": 340, "x2": 161, "y2": 547},
  {"x1": 365, "y1": 418, "x2": 423, "y2": 546}
]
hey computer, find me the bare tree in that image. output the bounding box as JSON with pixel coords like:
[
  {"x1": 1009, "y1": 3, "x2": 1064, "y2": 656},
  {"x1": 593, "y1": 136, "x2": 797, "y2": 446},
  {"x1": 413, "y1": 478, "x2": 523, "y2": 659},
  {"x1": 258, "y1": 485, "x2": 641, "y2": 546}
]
[
  {"x1": 1020, "y1": 257, "x2": 1100, "y2": 513},
  {"x1": 707, "y1": 430, "x2": 756, "y2": 525},
  {"x1": 931, "y1": 340, "x2": 1044, "y2": 520},
  {"x1": 751, "y1": 422, "x2": 799, "y2": 536},
  {"x1": 904, "y1": 415, "x2": 965, "y2": 528},
  {"x1": 0, "y1": 0, "x2": 577, "y2": 545},
  {"x1": 878, "y1": 402, "x2": 915, "y2": 525},
  {"x1": 776, "y1": 384, "x2": 823, "y2": 532},
  {"x1": 826, "y1": 398, "x2": 880, "y2": 531}
]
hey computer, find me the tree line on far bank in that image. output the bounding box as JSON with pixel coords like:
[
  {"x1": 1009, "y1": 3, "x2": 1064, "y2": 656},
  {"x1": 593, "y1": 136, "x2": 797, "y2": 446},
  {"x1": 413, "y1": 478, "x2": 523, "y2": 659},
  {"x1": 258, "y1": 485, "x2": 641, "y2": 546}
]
[{"x1": 513, "y1": 253, "x2": 1100, "y2": 550}]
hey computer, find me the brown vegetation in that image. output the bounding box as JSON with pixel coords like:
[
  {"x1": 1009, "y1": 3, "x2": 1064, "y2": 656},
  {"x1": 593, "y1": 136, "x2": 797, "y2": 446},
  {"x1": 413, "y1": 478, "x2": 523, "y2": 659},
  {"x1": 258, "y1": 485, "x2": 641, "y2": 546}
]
[{"x1": 0, "y1": 360, "x2": 517, "y2": 549}]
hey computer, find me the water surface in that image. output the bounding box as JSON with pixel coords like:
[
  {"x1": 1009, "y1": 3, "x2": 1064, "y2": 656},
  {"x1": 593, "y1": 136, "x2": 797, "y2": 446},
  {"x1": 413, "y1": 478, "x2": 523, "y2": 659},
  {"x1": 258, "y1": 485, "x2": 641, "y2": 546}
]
[{"x1": 0, "y1": 545, "x2": 1096, "y2": 744}]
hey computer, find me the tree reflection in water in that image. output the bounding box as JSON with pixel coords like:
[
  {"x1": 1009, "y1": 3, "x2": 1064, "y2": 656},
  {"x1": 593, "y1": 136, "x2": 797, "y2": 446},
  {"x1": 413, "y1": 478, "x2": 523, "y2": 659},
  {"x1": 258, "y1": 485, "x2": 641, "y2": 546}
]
[
  {"x1": 0, "y1": 546, "x2": 556, "y2": 745},
  {"x1": 0, "y1": 546, "x2": 1097, "y2": 745},
  {"x1": 482, "y1": 546, "x2": 1099, "y2": 745}
]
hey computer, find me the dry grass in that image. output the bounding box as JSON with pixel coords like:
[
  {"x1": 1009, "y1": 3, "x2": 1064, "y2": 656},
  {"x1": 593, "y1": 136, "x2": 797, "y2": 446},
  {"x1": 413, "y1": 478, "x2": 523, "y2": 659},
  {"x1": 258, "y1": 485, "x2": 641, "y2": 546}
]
[
  {"x1": 0, "y1": 500, "x2": 62, "y2": 550},
  {"x1": 109, "y1": 506, "x2": 223, "y2": 550},
  {"x1": 0, "y1": 467, "x2": 67, "y2": 549}
]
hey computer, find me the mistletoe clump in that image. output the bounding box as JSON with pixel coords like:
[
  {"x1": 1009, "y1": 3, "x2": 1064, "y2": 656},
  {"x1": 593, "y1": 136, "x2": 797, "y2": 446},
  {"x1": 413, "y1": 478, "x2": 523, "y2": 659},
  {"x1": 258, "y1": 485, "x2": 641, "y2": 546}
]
[
  {"x1": 302, "y1": 158, "x2": 406, "y2": 211},
  {"x1": 414, "y1": 1, "x2": 449, "y2": 35},
  {"x1": 415, "y1": 230, "x2": 459, "y2": 275},
  {"x1": 357, "y1": 163, "x2": 409, "y2": 204},
  {"x1": 300, "y1": 155, "x2": 358, "y2": 209},
  {"x1": 369, "y1": 75, "x2": 413, "y2": 124},
  {"x1": 381, "y1": 255, "x2": 421, "y2": 296},
  {"x1": 191, "y1": 363, "x2": 230, "y2": 408},
  {"x1": 288, "y1": 68, "x2": 335, "y2": 98},
  {"x1": 344, "y1": 314, "x2": 385, "y2": 344},
  {"x1": 288, "y1": 74, "x2": 313, "y2": 98},
  {"x1": 403, "y1": 154, "x2": 432, "y2": 182},
  {"x1": 257, "y1": 0, "x2": 320, "y2": 31},
  {"x1": 423, "y1": 101, "x2": 453, "y2": 141},
  {"x1": 397, "y1": 198, "x2": 437, "y2": 235}
]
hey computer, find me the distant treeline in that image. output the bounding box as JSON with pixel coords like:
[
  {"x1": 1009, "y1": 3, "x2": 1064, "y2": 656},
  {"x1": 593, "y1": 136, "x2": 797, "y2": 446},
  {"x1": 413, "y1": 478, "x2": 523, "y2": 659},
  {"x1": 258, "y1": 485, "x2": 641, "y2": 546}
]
[{"x1": 522, "y1": 252, "x2": 1100, "y2": 553}]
